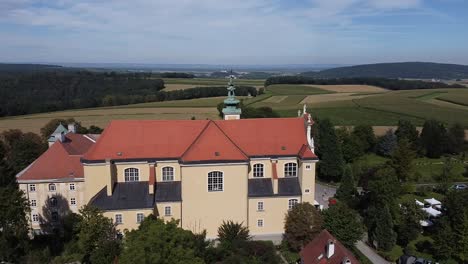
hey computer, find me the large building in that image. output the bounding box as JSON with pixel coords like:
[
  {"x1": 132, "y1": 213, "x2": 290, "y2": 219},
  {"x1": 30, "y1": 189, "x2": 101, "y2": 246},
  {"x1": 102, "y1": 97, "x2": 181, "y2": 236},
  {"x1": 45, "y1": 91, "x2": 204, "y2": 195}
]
[{"x1": 17, "y1": 79, "x2": 318, "y2": 240}]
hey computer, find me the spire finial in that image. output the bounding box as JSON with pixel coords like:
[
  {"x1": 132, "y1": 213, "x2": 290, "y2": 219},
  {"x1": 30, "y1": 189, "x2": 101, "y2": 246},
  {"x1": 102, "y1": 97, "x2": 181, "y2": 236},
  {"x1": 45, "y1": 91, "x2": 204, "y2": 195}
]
[
  {"x1": 298, "y1": 109, "x2": 301, "y2": 117},
  {"x1": 303, "y1": 104, "x2": 307, "y2": 114}
]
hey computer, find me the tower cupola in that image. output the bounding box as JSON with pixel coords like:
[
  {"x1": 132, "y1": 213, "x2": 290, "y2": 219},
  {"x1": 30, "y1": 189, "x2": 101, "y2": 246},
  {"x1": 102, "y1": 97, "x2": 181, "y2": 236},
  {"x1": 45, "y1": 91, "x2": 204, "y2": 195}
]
[{"x1": 222, "y1": 74, "x2": 241, "y2": 120}]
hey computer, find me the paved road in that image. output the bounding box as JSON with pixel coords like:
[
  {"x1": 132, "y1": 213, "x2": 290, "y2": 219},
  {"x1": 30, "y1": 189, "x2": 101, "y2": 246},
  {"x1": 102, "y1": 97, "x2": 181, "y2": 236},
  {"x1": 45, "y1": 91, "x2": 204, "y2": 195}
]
[
  {"x1": 315, "y1": 182, "x2": 337, "y2": 209},
  {"x1": 356, "y1": 241, "x2": 391, "y2": 264}
]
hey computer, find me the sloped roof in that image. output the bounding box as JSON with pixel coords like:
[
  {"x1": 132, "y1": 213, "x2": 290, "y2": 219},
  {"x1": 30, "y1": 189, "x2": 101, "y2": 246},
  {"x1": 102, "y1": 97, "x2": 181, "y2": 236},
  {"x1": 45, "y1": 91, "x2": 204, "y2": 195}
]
[
  {"x1": 83, "y1": 118, "x2": 317, "y2": 162},
  {"x1": 300, "y1": 230, "x2": 360, "y2": 264},
  {"x1": 17, "y1": 134, "x2": 95, "y2": 181},
  {"x1": 47, "y1": 124, "x2": 68, "y2": 142},
  {"x1": 90, "y1": 182, "x2": 154, "y2": 210}
]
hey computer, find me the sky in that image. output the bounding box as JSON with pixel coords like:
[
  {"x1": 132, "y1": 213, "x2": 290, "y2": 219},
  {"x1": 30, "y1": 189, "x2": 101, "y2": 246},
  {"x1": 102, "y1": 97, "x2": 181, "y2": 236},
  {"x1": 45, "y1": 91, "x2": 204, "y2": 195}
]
[{"x1": 0, "y1": 0, "x2": 467, "y2": 65}]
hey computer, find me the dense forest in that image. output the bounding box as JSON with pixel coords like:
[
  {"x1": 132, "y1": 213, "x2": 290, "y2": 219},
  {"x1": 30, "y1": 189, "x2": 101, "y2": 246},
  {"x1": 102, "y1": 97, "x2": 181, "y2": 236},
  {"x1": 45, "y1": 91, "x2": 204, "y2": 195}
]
[
  {"x1": 264, "y1": 76, "x2": 465, "y2": 90},
  {"x1": 302, "y1": 62, "x2": 468, "y2": 79}
]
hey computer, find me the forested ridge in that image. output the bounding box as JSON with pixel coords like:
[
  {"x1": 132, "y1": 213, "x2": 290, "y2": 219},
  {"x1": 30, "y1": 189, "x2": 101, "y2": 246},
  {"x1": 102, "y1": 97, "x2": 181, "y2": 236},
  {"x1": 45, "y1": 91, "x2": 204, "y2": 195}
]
[{"x1": 265, "y1": 76, "x2": 465, "y2": 90}]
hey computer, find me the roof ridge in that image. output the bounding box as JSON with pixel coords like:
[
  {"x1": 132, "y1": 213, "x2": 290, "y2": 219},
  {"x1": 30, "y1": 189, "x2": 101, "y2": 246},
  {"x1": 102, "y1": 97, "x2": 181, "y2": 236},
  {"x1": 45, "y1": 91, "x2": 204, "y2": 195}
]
[
  {"x1": 212, "y1": 121, "x2": 249, "y2": 159},
  {"x1": 179, "y1": 120, "x2": 212, "y2": 160}
]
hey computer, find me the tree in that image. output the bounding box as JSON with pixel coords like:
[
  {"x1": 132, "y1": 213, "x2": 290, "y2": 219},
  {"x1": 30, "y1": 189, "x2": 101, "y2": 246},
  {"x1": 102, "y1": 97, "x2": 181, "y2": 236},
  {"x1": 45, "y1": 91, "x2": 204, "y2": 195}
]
[
  {"x1": 335, "y1": 165, "x2": 358, "y2": 207},
  {"x1": 317, "y1": 119, "x2": 345, "y2": 182},
  {"x1": 376, "y1": 129, "x2": 397, "y2": 157},
  {"x1": 322, "y1": 202, "x2": 364, "y2": 248},
  {"x1": 284, "y1": 202, "x2": 323, "y2": 251},
  {"x1": 120, "y1": 217, "x2": 206, "y2": 264},
  {"x1": 371, "y1": 204, "x2": 396, "y2": 251},
  {"x1": 352, "y1": 125, "x2": 376, "y2": 152},
  {"x1": 0, "y1": 186, "x2": 30, "y2": 262},
  {"x1": 336, "y1": 128, "x2": 364, "y2": 163},
  {"x1": 433, "y1": 219, "x2": 456, "y2": 261},
  {"x1": 447, "y1": 123, "x2": 465, "y2": 154},
  {"x1": 395, "y1": 120, "x2": 419, "y2": 147},
  {"x1": 420, "y1": 119, "x2": 449, "y2": 158},
  {"x1": 391, "y1": 139, "x2": 416, "y2": 182},
  {"x1": 217, "y1": 220, "x2": 251, "y2": 245},
  {"x1": 396, "y1": 201, "x2": 424, "y2": 247}
]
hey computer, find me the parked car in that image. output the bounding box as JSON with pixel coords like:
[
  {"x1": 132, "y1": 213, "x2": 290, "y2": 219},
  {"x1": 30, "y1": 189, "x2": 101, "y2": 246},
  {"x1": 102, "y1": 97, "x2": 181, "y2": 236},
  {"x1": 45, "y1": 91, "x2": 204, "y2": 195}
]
[{"x1": 453, "y1": 184, "x2": 467, "y2": 190}]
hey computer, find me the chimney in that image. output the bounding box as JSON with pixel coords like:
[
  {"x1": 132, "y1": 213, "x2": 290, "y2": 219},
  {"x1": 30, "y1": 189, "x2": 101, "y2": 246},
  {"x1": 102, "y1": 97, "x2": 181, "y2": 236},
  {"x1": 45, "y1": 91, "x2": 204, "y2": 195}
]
[
  {"x1": 149, "y1": 164, "x2": 155, "y2": 194},
  {"x1": 326, "y1": 240, "x2": 335, "y2": 259},
  {"x1": 105, "y1": 159, "x2": 114, "y2": 196},
  {"x1": 68, "y1": 123, "x2": 76, "y2": 133},
  {"x1": 271, "y1": 160, "x2": 278, "y2": 194}
]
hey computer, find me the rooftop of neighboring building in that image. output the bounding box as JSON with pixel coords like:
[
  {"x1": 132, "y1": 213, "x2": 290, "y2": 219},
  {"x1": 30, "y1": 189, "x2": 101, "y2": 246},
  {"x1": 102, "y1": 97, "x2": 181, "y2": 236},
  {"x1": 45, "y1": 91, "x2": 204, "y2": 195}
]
[{"x1": 300, "y1": 229, "x2": 360, "y2": 264}]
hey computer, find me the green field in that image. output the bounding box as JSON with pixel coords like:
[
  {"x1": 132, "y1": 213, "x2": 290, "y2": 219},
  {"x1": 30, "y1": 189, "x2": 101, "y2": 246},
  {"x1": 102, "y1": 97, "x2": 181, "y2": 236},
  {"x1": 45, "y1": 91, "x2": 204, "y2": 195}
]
[{"x1": 162, "y1": 78, "x2": 265, "y2": 86}]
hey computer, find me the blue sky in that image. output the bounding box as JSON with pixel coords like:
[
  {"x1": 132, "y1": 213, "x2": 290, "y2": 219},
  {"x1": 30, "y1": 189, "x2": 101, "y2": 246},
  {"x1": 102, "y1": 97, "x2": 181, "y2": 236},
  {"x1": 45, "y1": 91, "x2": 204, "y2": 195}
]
[{"x1": 0, "y1": 0, "x2": 467, "y2": 65}]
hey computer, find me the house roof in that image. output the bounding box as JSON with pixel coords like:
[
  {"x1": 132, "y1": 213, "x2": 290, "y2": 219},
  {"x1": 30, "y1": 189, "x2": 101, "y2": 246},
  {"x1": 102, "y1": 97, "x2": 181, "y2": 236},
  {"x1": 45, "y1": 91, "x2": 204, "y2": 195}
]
[
  {"x1": 83, "y1": 118, "x2": 317, "y2": 162},
  {"x1": 17, "y1": 133, "x2": 96, "y2": 181},
  {"x1": 155, "y1": 181, "x2": 182, "y2": 202},
  {"x1": 47, "y1": 124, "x2": 68, "y2": 142},
  {"x1": 90, "y1": 181, "x2": 154, "y2": 210},
  {"x1": 300, "y1": 230, "x2": 360, "y2": 264},
  {"x1": 248, "y1": 177, "x2": 302, "y2": 197}
]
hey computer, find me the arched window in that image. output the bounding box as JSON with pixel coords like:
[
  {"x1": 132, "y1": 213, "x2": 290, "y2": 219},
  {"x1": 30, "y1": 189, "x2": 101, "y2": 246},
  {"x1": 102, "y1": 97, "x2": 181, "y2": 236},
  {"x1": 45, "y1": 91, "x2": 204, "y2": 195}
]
[
  {"x1": 208, "y1": 171, "x2": 223, "y2": 192},
  {"x1": 288, "y1": 199, "x2": 298, "y2": 210},
  {"x1": 253, "y1": 164, "x2": 264, "y2": 178},
  {"x1": 162, "y1": 167, "x2": 174, "y2": 181},
  {"x1": 48, "y1": 183, "x2": 56, "y2": 191},
  {"x1": 124, "y1": 168, "x2": 139, "y2": 182},
  {"x1": 284, "y1": 163, "x2": 297, "y2": 177}
]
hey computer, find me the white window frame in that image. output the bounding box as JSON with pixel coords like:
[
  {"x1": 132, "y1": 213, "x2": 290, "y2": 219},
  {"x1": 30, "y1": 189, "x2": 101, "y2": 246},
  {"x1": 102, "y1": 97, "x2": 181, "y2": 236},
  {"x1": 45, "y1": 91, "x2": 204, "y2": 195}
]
[
  {"x1": 288, "y1": 199, "x2": 299, "y2": 210},
  {"x1": 115, "y1": 214, "x2": 123, "y2": 224},
  {"x1": 32, "y1": 214, "x2": 39, "y2": 222},
  {"x1": 31, "y1": 199, "x2": 37, "y2": 207},
  {"x1": 124, "y1": 167, "x2": 140, "y2": 182},
  {"x1": 253, "y1": 163, "x2": 264, "y2": 178},
  {"x1": 136, "y1": 213, "x2": 145, "y2": 223},
  {"x1": 161, "y1": 166, "x2": 175, "y2": 182},
  {"x1": 69, "y1": 183, "x2": 75, "y2": 191},
  {"x1": 257, "y1": 219, "x2": 264, "y2": 227},
  {"x1": 70, "y1": 198, "x2": 76, "y2": 206},
  {"x1": 207, "y1": 171, "x2": 223, "y2": 192},
  {"x1": 29, "y1": 184, "x2": 36, "y2": 192},
  {"x1": 284, "y1": 163, "x2": 297, "y2": 177},
  {"x1": 257, "y1": 201, "x2": 264, "y2": 211},
  {"x1": 48, "y1": 183, "x2": 56, "y2": 192},
  {"x1": 164, "y1": 206, "x2": 172, "y2": 216}
]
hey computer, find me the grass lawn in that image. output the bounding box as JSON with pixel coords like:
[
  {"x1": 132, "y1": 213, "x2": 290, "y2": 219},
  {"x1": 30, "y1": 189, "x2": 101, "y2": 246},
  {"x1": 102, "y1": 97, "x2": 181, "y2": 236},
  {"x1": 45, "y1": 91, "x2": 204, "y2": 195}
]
[
  {"x1": 378, "y1": 245, "x2": 404, "y2": 262},
  {"x1": 414, "y1": 156, "x2": 466, "y2": 183},
  {"x1": 266, "y1": 84, "x2": 332, "y2": 95}
]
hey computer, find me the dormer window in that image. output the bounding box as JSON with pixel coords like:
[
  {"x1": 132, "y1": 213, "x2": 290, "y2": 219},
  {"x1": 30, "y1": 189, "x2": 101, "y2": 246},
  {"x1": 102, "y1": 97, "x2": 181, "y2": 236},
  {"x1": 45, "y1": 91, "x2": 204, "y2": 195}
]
[
  {"x1": 162, "y1": 167, "x2": 174, "y2": 181},
  {"x1": 284, "y1": 163, "x2": 297, "y2": 177},
  {"x1": 124, "y1": 168, "x2": 139, "y2": 182},
  {"x1": 253, "y1": 164, "x2": 264, "y2": 178}
]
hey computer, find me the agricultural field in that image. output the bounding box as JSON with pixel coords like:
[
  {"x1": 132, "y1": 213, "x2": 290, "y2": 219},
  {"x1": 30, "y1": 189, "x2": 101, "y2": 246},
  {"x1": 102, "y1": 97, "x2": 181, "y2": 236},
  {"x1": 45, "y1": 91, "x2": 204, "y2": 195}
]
[
  {"x1": 162, "y1": 78, "x2": 265, "y2": 87},
  {"x1": 307, "y1": 84, "x2": 387, "y2": 93}
]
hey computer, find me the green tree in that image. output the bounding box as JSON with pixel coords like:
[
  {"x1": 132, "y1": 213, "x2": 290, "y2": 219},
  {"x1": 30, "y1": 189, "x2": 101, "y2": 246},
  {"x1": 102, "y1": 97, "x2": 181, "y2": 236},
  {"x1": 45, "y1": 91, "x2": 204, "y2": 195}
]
[
  {"x1": 395, "y1": 120, "x2": 419, "y2": 147},
  {"x1": 372, "y1": 205, "x2": 396, "y2": 251},
  {"x1": 217, "y1": 220, "x2": 251, "y2": 245},
  {"x1": 2, "y1": 130, "x2": 47, "y2": 174},
  {"x1": 391, "y1": 139, "x2": 416, "y2": 182},
  {"x1": 284, "y1": 202, "x2": 323, "y2": 251},
  {"x1": 396, "y1": 201, "x2": 424, "y2": 247},
  {"x1": 317, "y1": 119, "x2": 345, "y2": 182},
  {"x1": 322, "y1": 202, "x2": 364, "y2": 248},
  {"x1": 367, "y1": 166, "x2": 401, "y2": 215},
  {"x1": 336, "y1": 128, "x2": 364, "y2": 163},
  {"x1": 0, "y1": 186, "x2": 30, "y2": 262},
  {"x1": 120, "y1": 217, "x2": 206, "y2": 264},
  {"x1": 352, "y1": 125, "x2": 376, "y2": 152},
  {"x1": 335, "y1": 165, "x2": 358, "y2": 207},
  {"x1": 433, "y1": 218, "x2": 456, "y2": 261},
  {"x1": 420, "y1": 119, "x2": 448, "y2": 158},
  {"x1": 447, "y1": 123, "x2": 465, "y2": 154},
  {"x1": 376, "y1": 129, "x2": 397, "y2": 157}
]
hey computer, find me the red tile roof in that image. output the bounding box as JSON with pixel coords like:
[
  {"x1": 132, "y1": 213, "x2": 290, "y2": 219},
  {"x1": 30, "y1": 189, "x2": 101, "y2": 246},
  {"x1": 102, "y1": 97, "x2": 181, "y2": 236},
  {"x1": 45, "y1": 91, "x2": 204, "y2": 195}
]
[
  {"x1": 300, "y1": 230, "x2": 360, "y2": 264},
  {"x1": 17, "y1": 134, "x2": 95, "y2": 181},
  {"x1": 83, "y1": 117, "x2": 317, "y2": 162}
]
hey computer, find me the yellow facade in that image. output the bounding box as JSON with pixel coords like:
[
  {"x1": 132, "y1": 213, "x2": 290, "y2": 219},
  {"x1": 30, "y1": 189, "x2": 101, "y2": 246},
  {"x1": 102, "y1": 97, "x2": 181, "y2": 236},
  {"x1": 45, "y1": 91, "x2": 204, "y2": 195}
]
[
  {"x1": 103, "y1": 208, "x2": 154, "y2": 232},
  {"x1": 155, "y1": 202, "x2": 182, "y2": 222}
]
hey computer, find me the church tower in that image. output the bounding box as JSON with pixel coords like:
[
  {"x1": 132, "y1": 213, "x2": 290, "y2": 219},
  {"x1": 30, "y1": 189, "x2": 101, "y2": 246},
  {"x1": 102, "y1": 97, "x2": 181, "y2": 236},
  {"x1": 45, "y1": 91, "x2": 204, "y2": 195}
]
[{"x1": 222, "y1": 74, "x2": 241, "y2": 120}]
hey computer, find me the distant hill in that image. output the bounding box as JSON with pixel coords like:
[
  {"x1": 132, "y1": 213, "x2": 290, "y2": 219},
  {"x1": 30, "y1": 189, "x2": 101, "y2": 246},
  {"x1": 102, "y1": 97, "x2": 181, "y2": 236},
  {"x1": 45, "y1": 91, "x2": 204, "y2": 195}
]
[
  {"x1": 302, "y1": 62, "x2": 468, "y2": 80},
  {"x1": 0, "y1": 63, "x2": 65, "y2": 73}
]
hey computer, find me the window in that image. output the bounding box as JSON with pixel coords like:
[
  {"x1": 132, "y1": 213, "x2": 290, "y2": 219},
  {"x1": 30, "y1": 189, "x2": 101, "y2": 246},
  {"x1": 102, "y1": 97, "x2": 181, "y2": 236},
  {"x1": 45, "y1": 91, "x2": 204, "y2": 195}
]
[
  {"x1": 137, "y1": 213, "x2": 145, "y2": 223},
  {"x1": 257, "y1": 219, "x2": 264, "y2": 227},
  {"x1": 48, "y1": 183, "x2": 56, "y2": 191},
  {"x1": 257, "y1": 201, "x2": 264, "y2": 211},
  {"x1": 50, "y1": 197, "x2": 57, "y2": 207},
  {"x1": 70, "y1": 198, "x2": 76, "y2": 206},
  {"x1": 288, "y1": 199, "x2": 298, "y2": 210},
  {"x1": 124, "y1": 168, "x2": 139, "y2": 182},
  {"x1": 253, "y1": 164, "x2": 264, "y2": 178},
  {"x1": 304, "y1": 189, "x2": 310, "y2": 193},
  {"x1": 208, "y1": 171, "x2": 223, "y2": 192},
  {"x1": 31, "y1": 199, "x2": 37, "y2": 207},
  {"x1": 51, "y1": 212, "x2": 59, "y2": 222},
  {"x1": 115, "y1": 214, "x2": 123, "y2": 224},
  {"x1": 164, "y1": 206, "x2": 172, "y2": 216},
  {"x1": 69, "y1": 183, "x2": 75, "y2": 191},
  {"x1": 284, "y1": 163, "x2": 297, "y2": 177},
  {"x1": 305, "y1": 164, "x2": 311, "y2": 170},
  {"x1": 32, "y1": 214, "x2": 39, "y2": 222},
  {"x1": 29, "y1": 184, "x2": 36, "y2": 192},
  {"x1": 162, "y1": 167, "x2": 174, "y2": 181}
]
